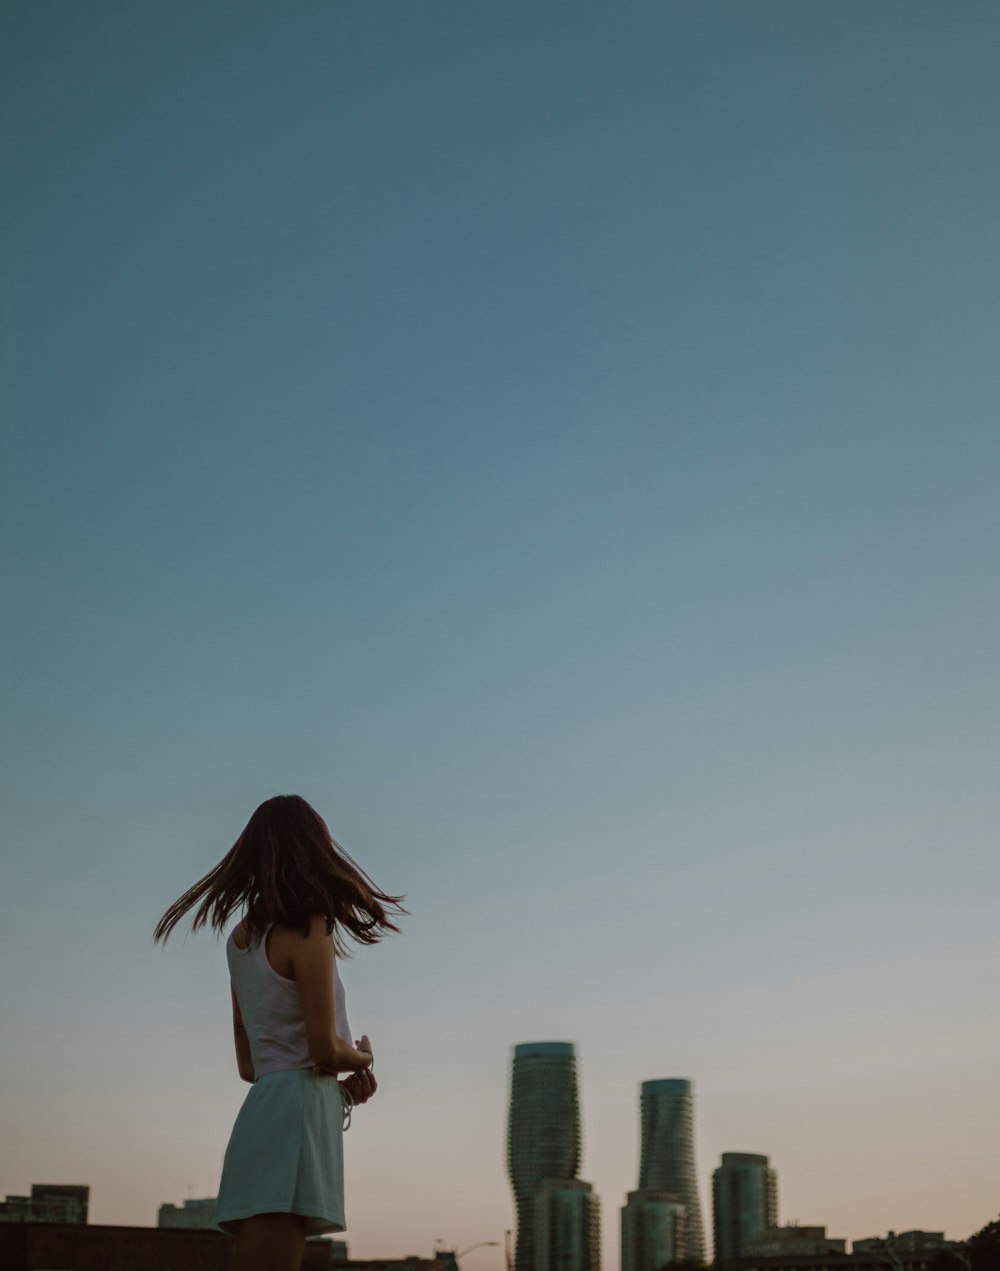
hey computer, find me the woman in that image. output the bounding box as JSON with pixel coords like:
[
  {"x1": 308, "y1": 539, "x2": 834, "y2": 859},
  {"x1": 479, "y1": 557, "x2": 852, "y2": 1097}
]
[{"x1": 155, "y1": 794, "x2": 404, "y2": 1271}]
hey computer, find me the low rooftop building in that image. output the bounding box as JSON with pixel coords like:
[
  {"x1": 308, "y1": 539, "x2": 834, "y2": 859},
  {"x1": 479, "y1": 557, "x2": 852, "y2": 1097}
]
[
  {"x1": 743, "y1": 1225, "x2": 847, "y2": 1258},
  {"x1": 157, "y1": 1197, "x2": 219, "y2": 1229},
  {"x1": 0, "y1": 1186, "x2": 89, "y2": 1225},
  {"x1": 854, "y1": 1231, "x2": 947, "y2": 1253}
]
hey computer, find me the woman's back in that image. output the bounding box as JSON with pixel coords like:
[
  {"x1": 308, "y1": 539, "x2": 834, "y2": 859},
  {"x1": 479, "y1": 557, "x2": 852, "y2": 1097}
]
[{"x1": 228, "y1": 922, "x2": 352, "y2": 1080}]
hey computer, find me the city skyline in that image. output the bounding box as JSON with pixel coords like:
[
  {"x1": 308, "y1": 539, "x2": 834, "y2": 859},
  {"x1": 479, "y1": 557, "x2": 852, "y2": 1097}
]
[
  {"x1": 0, "y1": 1193, "x2": 974, "y2": 1271},
  {"x1": 7, "y1": 1043, "x2": 984, "y2": 1257},
  {"x1": 3, "y1": 1, "x2": 999, "y2": 1265},
  {"x1": 4, "y1": 1054, "x2": 986, "y2": 1258},
  {"x1": 0, "y1": 1135, "x2": 973, "y2": 1266}
]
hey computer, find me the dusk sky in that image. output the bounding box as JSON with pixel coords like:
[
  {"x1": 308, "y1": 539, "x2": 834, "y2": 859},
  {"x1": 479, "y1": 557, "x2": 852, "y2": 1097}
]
[{"x1": 2, "y1": 1, "x2": 999, "y2": 1263}]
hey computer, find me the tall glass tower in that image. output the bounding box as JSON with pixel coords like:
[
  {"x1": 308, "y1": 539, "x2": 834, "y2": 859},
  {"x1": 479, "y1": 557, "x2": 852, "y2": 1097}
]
[
  {"x1": 507, "y1": 1042, "x2": 582, "y2": 1271},
  {"x1": 712, "y1": 1153, "x2": 778, "y2": 1265},
  {"x1": 637, "y1": 1079, "x2": 705, "y2": 1263}
]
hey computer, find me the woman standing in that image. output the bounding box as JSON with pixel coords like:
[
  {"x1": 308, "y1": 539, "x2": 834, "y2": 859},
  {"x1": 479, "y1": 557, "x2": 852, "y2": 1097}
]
[{"x1": 155, "y1": 794, "x2": 404, "y2": 1271}]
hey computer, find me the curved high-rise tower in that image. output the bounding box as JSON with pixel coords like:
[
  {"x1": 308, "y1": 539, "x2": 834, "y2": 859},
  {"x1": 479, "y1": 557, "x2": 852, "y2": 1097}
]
[
  {"x1": 637, "y1": 1079, "x2": 705, "y2": 1263},
  {"x1": 507, "y1": 1042, "x2": 581, "y2": 1271}
]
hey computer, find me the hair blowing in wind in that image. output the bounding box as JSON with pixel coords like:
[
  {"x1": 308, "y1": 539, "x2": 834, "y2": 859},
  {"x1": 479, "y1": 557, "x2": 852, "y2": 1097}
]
[{"x1": 153, "y1": 794, "x2": 405, "y2": 954}]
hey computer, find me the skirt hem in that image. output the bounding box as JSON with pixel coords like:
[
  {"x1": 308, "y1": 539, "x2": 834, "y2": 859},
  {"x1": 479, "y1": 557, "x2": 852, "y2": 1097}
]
[{"x1": 215, "y1": 1204, "x2": 346, "y2": 1236}]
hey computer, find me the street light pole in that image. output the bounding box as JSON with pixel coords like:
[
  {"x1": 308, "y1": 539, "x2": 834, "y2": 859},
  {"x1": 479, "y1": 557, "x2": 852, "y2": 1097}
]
[{"x1": 455, "y1": 1242, "x2": 501, "y2": 1261}]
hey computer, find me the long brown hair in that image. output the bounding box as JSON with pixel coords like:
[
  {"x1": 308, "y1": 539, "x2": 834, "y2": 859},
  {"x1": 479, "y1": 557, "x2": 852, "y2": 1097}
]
[{"x1": 154, "y1": 794, "x2": 404, "y2": 954}]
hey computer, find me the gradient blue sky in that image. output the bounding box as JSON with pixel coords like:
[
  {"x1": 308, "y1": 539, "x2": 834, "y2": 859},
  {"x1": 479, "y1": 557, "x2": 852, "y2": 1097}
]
[{"x1": 2, "y1": 1, "x2": 999, "y2": 1262}]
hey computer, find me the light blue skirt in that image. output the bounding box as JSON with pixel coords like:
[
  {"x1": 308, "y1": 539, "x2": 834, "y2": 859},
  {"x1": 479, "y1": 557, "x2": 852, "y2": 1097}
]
[{"x1": 215, "y1": 1068, "x2": 351, "y2": 1235}]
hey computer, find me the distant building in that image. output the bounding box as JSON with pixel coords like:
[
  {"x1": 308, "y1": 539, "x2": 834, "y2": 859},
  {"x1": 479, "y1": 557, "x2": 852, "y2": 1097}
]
[
  {"x1": 712, "y1": 1153, "x2": 778, "y2": 1264},
  {"x1": 425, "y1": 1252, "x2": 458, "y2": 1271},
  {"x1": 742, "y1": 1225, "x2": 846, "y2": 1258},
  {"x1": 636, "y1": 1079, "x2": 705, "y2": 1263},
  {"x1": 507, "y1": 1042, "x2": 583, "y2": 1271},
  {"x1": 731, "y1": 1242, "x2": 953, "y2": 1271},
  {"x1": 620, "y1": 1189, "x2": 687, "y2": 1271},
  {"x1": 853, "y1": 1232, "x2": 947, "y2": 1253},
  {"x1": 534, "y1": 1179, "x2": 600, "y2": 1271},
  {"x1": 0, "y1": 1185, "x2": 89, "y2": 1224},
  {"x1": 158, "y1": 1197, "x2": 218, "y2": 1229},
  {"x1": 349, "y1": 1258, "x2": 458, "y2": 1271}
]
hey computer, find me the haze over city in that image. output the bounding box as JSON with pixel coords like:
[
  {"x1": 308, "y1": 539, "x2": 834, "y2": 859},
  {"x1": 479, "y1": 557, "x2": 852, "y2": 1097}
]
[{"x1": 2, "y1": 2, "x2": 998, "y2": 1268}]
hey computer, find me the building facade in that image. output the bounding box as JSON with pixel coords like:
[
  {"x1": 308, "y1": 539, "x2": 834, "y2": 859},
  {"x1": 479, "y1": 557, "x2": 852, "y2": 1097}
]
[
  {"x1": 712, "y1": 1153, "x2": 778, "y2": 1265},
  {"x1": 636, "y1": 1079, "x2": 705, "y2": 1263},
  {"x1": 620, "y1": 1189, "x2": 687, "y2": 1271},
  {"x1": 0, "y1": 1185, "x2": 89, "y2": 1225},
  {"x1": 507, "y1": 1042, "x2": 583, "y2": 1271},
  {"x1": 158, "y1": 1197, "x2": 219, "y2": 1229},
  {"x1": 534, "y1": 1179, "x2": 600, "y2": 1271}
]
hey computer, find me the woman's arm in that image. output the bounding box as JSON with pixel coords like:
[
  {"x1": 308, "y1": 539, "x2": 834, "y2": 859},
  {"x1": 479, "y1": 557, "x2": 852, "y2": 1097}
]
[
  {"x1": 231, "y1": 988, "x2": 255, "y2": 1084},
  {"x1": 292, "y1": 916, "x2": 374, "y2": 1074}
]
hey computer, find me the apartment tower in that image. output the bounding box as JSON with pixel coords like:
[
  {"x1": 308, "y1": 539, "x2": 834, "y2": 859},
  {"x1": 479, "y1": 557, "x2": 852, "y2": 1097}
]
[
  {"x1": 535, "y1": 1179, "x2": 600, "y2": 1271},
  {"x1": 507, "y1": 1042, "x2": 583, "y2": 1271},
  {"x1": 712, "y1": 1153, "x2": 778, "y2": 1266},
  {"x1": 620, "y1": 1190, "x2": 687, "y2": 1271},
  {"x1": 636, "y1": 1079, "x2": 705, "y2": 1263}
]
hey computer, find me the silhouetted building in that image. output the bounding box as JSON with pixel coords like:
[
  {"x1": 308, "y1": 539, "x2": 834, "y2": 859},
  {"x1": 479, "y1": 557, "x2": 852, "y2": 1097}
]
[
  {"x1": 158, "y1": 1197, "x2": 218, "y2": 1229},
  {"x1": 620, "y1": 1189, "x2": 687, "y2": 1271},
  {"x1": 853, "y1": 1232, "x2": 947, "y2": 1254},
  {"x1": 0, "y1": 1224, "x2": 452, "y2": 1271},
  {"x1": 743, "y1": 1226, "x2": 845, "y2": 1258},
  {"x1": 0, "y1": 1185, "x2": 89, "y2": 1225},
  {"x1": 731, "y1": 1244, "x2": 951, "y2": 1271},
  {"x1": 507, "y1": 1042, "x2": 582, "y2": 1271},
  {"x1": 534, "y1": 1179, "x2": 600, "y2": 1271},
  {"x1": 636, "y1": 1079, "x2": 705, "y2": 1263},
  {"x1": 713, "y1": 1153, "x2": 778, "y2": 1264}
]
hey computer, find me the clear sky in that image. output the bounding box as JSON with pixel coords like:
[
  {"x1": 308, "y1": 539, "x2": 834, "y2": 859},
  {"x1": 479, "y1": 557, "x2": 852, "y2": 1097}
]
[{"x1": 2, "y1": 0, "x2": 998, "y2": 1263}]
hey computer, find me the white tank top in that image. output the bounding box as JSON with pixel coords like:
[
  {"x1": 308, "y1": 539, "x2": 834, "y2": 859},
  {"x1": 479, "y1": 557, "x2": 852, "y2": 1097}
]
[{"x1": 228, "y1": 924, "x2": 353, "y2": 1080}]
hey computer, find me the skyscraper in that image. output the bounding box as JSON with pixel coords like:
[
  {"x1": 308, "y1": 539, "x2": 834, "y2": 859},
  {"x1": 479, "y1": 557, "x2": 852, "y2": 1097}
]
[
  {"x1": 620, "y1": 1190, "x2": 687, "y2": 1271},
  {"x1": 712, "y1": 1153, "x2": 778, "y2": 1266},
  {"x1": 507, "y1": 1042, "x2": 582, "y2": 1271},
  {"x1": 636, "y1": 1079, "x2": 705, "y2": 1263},
  {"x1": 535, "y1": 1179, "x2": 600, "y2": 1271}
]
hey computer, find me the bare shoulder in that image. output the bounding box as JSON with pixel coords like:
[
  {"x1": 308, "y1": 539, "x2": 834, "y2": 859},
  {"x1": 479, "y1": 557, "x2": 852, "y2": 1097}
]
[
  {"x1": 232, "y1": 920, "x2": 249, "y2": 951},
  {"x1": 283, "y1": 917, "x2": 335, "y2": 987},
  {"x1": 277, "y1": 915, "x2": 333, "y2": 953},
  {"x1": 298, "y1": 914, "x2": 333, "y2": 942}
]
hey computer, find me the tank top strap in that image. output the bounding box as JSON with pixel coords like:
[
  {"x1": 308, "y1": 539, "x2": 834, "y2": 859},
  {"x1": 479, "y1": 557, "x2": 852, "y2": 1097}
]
[
  {"x1": 231, "y1": 920, "x2": 270, "y2": 955},
  {"x1": 256, "y1": 923, "x2": 278, "y2": 973}
]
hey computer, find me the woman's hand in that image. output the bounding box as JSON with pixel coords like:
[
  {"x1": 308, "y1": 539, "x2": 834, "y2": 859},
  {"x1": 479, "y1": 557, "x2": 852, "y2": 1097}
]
[
  {"x1": 341, "y1": 1068, "x2": 378, "y2": 1105},
  {"x1": 339, "y1": 1033, "x2": 376, "y2": 1104}
]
